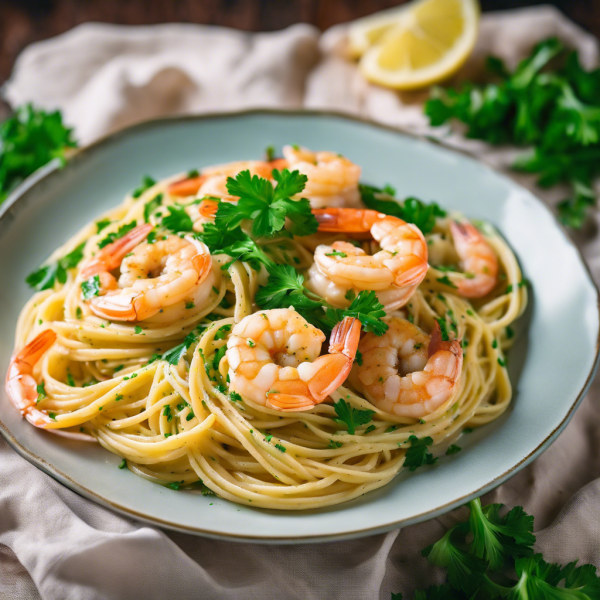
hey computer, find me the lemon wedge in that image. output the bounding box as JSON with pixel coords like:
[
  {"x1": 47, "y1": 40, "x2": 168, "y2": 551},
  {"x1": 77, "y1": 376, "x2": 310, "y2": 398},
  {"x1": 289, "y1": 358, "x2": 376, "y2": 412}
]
[{"x1": 355, "y1": 0, "x2": 479, "y2": 90}]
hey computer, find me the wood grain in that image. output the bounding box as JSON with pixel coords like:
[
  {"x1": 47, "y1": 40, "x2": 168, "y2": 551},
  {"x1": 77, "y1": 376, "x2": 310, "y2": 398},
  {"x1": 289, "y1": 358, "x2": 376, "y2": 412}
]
[{"x1": 0, "y1": 0, "x2": 599, "y2": 86}]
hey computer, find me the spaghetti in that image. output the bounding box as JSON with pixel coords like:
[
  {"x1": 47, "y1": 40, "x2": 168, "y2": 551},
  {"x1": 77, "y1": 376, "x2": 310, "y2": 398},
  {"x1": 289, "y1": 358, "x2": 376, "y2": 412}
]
[{"x1": 7, "y1": 148, "x2": 527, "y2": 509}]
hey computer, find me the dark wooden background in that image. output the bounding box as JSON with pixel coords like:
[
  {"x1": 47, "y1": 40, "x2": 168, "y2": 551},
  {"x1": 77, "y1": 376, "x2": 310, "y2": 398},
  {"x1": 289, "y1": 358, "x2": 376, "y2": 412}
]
[{"x1": 1, "y1": 0, "x2": 599, "y2": 85}]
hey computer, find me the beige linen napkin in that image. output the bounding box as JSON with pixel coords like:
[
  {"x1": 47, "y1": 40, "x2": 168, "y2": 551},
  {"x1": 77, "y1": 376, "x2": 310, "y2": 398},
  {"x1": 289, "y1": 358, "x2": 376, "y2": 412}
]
[{"x1": 1, "y1": 7, "x2": 599, "y2": 600}]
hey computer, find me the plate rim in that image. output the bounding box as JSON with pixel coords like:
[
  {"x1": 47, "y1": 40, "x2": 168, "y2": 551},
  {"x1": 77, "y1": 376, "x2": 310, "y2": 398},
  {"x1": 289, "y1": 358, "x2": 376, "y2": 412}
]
[{"x1": 1, "y1": 108, "x2": 599, "y2": 543}]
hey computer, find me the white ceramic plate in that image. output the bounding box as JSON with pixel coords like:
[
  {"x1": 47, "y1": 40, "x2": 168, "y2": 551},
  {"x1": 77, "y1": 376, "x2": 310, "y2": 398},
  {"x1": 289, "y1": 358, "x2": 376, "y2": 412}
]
[{"x1": 0, "y1": 111, "x2": 598, "y2": 543}]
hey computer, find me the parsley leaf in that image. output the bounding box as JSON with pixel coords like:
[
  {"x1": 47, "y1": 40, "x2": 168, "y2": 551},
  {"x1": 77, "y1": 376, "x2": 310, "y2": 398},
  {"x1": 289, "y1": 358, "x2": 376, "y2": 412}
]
[
  {"x1": 81, "y1": 275, "x2": 101, "y2": 300},
  {"x1": 144, "y1": 193, "x2": 163, "y2": 222},
  {"x1": 360, "y1": 184, "x2": 446, "y2": 234},
  {"x1": 162, "y1": 331, "x2": 197, "y2": 365},
  {"x1": 131, "y1": 175, "x2": 156, "y2": 198},
  {"x1": 255, "y1": 264, "x2": 388, "y2": 336},
  {"x1": 161, "y1": 205, "x2": 194, "y2": 233},
  {"x1": 403, "y1": 435, "x2": 437, "y2": 471},
  {"x1": 333, "y1": 399, "x2": 375, "y2": 435},
  {"x1": 222, "y1": 169, "x2": 318, "y2": 238},
  {"x1": 468, "y1": 500, "x2": 535, "y2": 570},
  {"x1": 329, "y1": 290, "x2": 388, "y2": 336},
  {"x1": 26, "y1": 241, "x2": 86, "y2": 290}
]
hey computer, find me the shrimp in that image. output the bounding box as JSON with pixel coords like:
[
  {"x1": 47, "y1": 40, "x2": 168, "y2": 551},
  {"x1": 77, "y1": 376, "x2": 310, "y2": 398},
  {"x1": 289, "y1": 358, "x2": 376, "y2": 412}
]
[
  {"x1": 83, "y1": 230, "x2": 214, "y2": 323},
  {"x1": 282, "y1": 145, "x2": 361, "y2": 208},
  {"x1": 6, "y1": 330, "x2": 57, "y2": 428},
  {"x1": 307, "y1": 208, "x2": 428, "y2": 311},
  {"x1": 226, "y1": 310, "x2": 361, "y2": 411},
  {"x1": 170, "y1": 159, "x2": 287, "y2": 198},
  {"x1": 351, "y1": 319, "x2": 463, "y2": 418},
  {"x1": 442, "y1": 221, "x2": 498, "y2": 298}
]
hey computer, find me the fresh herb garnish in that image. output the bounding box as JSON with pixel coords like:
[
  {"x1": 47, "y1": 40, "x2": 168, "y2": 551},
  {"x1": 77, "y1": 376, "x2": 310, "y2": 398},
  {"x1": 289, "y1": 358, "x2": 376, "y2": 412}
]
[
  {"x1": 81, "y1": 275, "x2": 101, "y2": 300},
  {"x1": 425, "y1": 38, "x2": 600, "y2": 228},
  {"x1": 0, "y1": 104, "x2": 77, "y2": 204},
  {"x1": 26, "y1": 242, "x2": 86, "y2": 290},
  {"x1": 219, "y1": 169, "x2": 319, "y2": 238},
  {"x1": 255, "y1": 263, "x2": 388, "y2": 336},
  {"x1": 403, "y1": 435, "x2": 437, "y2": 471},
  {"x1": 144, "y1": 193, "x2": 163, "y2": 222},
  {"x1": 359, "y1": 184, "x2": 446, "y2": 234},
  {"x1": 131, "y1": 175, "x2": 156, "y2": 198},
  {"x1": 332, "y1": 399, "x2": 375, "y2": 435},
  {"x1": 162, "y1": 331, "x2": 197, "y2": 365},
  {"x1": 161, "y1": 205, "x2": 194, "y2": 232}
]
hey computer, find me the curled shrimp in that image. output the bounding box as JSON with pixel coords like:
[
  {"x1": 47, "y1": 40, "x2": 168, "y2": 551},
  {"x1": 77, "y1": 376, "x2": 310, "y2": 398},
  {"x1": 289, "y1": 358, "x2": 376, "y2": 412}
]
[
  {"x1": 307, "y1": 208, "x2": 428, "y2": 311},
  {"x1": 82, "y1": 227, "x2": 214, "y2": 323},
  {"x1": 282, "y1": 145, "x2": 361, "y2": 208},
  {"x1": 226, "y1": 310, "x2": 361, "y2": 411},
  {"x1": 6, "y1": 330, "x2": 57, "y2": 428},
  {"x1": 6, "y1": 330, "x2": 96, "y2": 440},
  {"x1": 351, "y1": 319, "x2": 463, "y2": 418},
  {"x1": 445, "y1": 221, "x2": 498, "y2": 298}
]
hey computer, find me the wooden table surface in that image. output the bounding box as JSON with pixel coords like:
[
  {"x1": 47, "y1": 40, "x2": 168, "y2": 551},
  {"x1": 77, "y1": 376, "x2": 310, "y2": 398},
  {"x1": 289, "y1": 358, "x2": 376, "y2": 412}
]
[{"x1": 1, "y1": 0, "x2": 599, "y2": 86}]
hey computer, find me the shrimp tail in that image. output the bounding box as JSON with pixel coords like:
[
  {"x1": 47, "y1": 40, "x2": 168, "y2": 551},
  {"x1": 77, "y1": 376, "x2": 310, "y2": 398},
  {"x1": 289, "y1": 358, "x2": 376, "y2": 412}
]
[
  {"x1": 308, "y1": 317, "x2": 361, "y2": 401},
  {"x1": 82, "y1": 223, "x2": 152, "y2": 278},
  {"x1": 313, "y1": 208, "x2": 383, "y2": 232},
  {"x1": 168, "y1": 175, "x2": 208, "y2": 197},
  {"x1": 6, "y1": 329, "x2": 57, "y2": 424},
  {"x1": 428, "y1": 320, "x2": 463, "y2": 358}
]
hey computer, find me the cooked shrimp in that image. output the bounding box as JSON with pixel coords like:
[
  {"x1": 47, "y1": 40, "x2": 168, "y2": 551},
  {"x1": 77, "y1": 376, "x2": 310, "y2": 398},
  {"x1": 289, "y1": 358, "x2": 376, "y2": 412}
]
[
  {"x1": 282, "y1": 145, "x2": 361, "y2": 208},
  {"x1": 226, "y1": 310, "x2": 361, "y2": 411},
  {"x1": 307, "y1": 208, "x2": 428, "y2": 311},
  {"x1": 6, "y1": 330, "x2": 57, "y2": 428},
  {"x1": 351, "y1": 319, "x2": 463, "y2": 418},
  {"x1": 442, "y1": 221, "x2": 498, "y2": 298},
  {"x1": 170, "y1": 160, "x2": 286, "y2": 198},
  {"x1": 84, "y1": 234, "x2": 214, "y2": 323}
]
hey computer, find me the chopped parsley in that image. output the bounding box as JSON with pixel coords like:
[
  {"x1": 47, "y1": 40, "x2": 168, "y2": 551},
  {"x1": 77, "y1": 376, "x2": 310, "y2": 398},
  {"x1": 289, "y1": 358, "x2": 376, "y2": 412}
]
[
  {"x1": 446, "y1": 444, "x2": 462, "y2": 455},
  {"x1": 143, "y1": 193, "x2": 163, "y2": 222},
  {"x1": 230, "y1": 391, "x2": 242, "y2": 402},
  {"x1": 131, "y1": 175, "x2": 156, "y2": 198},
  {"x1": 333, "y1": 399, "x2": 375, "y2": 435},
  {"x1": 274, "y1": 443, "x2": 286, "y2": 453},
  {"x1": 359, "y1": 184, "x2": 446, "y2": 234},
  {"x1": 118, "y1": 459, "x2": 127, "y2": 469},
  {"x1": 134, "y1": 326, "x2": 144, "y2": 335},
  {"x1": 436, "y1": 275, "x2": 458, "y2": 289},
  {"x1": 80, "y1": 275, "x2": 101, "y2": 300},
  {"x1": 161, "y1": 204, "x2": 194, "y2": 232},
  {"x1": 162, "y1": 331, "x2": 197, "y2": 365},
  {"x1": 36, "y1": 381, "x2": 46, "y2": 403},
  {"x1": 403, "y1": 435, "x2": 437, "y2": 471},
  {"x1": 214, "y1": 324, "x2": 232, "y2": 340},
  {"x1": 96, "y1": 219, "x2": 112, "y2": 233},
  {"x1": 26, "y1": 242, "x2": 86, "y2": 291}
]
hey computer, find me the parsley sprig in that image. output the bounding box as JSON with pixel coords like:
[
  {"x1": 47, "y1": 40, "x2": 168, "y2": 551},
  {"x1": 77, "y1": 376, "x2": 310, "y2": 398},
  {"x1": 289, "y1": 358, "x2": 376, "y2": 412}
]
[
  {"x1": 359, "y1": 184, "x2": 446, "y2": 234},
  {"x1": 217, "y1": 168, "x2": 319, "y2": 238},
  {"x1": 255, "y1": 264, "x2": 388, "y2": 336},
  {"x1": 0, "y1": 104, "x2": 77, "y2": 204},
  {"x1": 26, "y1": 242, "x2": 86, "y2": 290},
  {"x1": 425, "y1": 38, "x2": 600, "y2": 228},
  {"x1": 390, "y1": 498, "x2": 600, "y2": 599}
]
